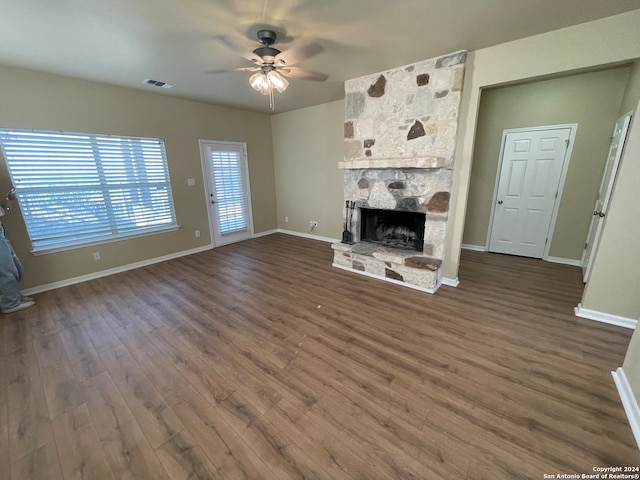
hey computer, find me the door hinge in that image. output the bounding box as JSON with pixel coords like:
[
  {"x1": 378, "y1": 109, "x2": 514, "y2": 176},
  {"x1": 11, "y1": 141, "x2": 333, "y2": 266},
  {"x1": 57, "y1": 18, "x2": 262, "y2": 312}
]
[
  {"x1": 584, "y1": 242, "x2": 588, "y2": 250},
  {"x1": 565, "y1": 139, "x2": 570, "y2": 148},
  {"x1": 555, "y1": 191, "x2": 558, "y2": 198},
  {"x1": 545, "y1": 237, "x2": 548, "y2": 244}
]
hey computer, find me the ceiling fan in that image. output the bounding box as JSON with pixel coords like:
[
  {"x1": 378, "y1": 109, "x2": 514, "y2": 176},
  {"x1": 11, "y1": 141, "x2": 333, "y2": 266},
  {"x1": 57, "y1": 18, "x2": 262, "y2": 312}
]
[{"x1": 216, "y1": 28, "x2": 329, "y2": 109}]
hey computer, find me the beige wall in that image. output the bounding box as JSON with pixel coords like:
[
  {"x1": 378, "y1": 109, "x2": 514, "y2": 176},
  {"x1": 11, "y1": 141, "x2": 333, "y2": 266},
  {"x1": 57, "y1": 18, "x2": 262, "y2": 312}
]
[
  {"x1": 0, "y1": 64, "x2": 277, "y2": 289},
  {"x1": 623, "y1": 324, "x2": 640, "y2": 401},
  {"x1": 447, "y1": 9, "x2": 640, "y2": 280},
  {"x1": 617, "y1": 65, "x2": 640, "y2": 422},
  {"x1": 463, "y1": 67, "x2": 631, "y2": 259},
  {"x1": 271, "y1": 100, "x2": 344, "y2": 239},
  {"x1": 620, "y1": 61, "x2": 640, "y2": 115}
]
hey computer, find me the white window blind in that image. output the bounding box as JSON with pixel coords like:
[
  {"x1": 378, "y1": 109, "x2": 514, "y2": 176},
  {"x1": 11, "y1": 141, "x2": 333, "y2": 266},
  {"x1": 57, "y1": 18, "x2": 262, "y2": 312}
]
[
  {"x1": 0, "y1": 129, "x2": 177, "y2": 252},
  {"x1": 210, "y1": 147, "x2": 248, "y2": 234}
]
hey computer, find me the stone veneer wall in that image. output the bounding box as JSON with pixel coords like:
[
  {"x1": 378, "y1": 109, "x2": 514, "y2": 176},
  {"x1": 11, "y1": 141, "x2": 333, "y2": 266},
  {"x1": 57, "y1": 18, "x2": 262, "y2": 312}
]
[
  {"x1": 342, "y1": 168, "x2": 451, "y2": 259},
  {"x1": 332, "y1": 51, "x2": 467, "y2": 292}
]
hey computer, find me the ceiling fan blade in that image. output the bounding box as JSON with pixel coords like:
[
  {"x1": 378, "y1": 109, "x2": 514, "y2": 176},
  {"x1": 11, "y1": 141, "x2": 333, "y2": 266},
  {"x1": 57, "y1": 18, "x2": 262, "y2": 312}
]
[
  {"x1": 214, "y1": 35, "x2": 262, "y2": 64},
  {"x1": 274, "y1": 40, "x2": 324, "y2": 66},
  {"x1": 205, "y1": 67, "x2": 261, "y2": 75},
  {"x1": 279, "y1": 67, "x2": 329, "y2": 82}
]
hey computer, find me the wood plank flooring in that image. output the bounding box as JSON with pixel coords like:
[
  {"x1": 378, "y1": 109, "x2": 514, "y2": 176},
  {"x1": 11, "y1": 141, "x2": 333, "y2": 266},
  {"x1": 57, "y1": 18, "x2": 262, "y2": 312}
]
[{"x1": 1, "y1": 233, "x2": 638, "y2": 479}]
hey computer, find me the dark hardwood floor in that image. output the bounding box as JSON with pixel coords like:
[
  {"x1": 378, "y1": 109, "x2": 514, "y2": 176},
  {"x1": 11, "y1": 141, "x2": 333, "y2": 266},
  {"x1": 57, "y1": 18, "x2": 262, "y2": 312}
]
[{"x1": 1, "y1": 233, "x2": 638, "y2": 479}]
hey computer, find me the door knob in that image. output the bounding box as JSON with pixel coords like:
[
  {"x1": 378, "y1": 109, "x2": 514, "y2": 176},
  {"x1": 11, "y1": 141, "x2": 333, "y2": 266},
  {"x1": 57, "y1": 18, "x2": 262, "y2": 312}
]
[
  {"x1": 598, "y1": 212, "x2": 605, "y2": 217},
  {"x1": 497, "y1": 200, "x2": 503, "y2": 205},
  {"x1": 594, "y1": 211, "x2": 598, "y2": 216}
]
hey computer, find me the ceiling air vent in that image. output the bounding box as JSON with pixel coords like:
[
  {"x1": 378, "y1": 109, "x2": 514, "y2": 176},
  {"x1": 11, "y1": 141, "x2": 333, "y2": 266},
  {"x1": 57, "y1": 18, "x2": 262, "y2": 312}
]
[{"x1": 143, "y1": 78, "x2": 174, "y2": 89}]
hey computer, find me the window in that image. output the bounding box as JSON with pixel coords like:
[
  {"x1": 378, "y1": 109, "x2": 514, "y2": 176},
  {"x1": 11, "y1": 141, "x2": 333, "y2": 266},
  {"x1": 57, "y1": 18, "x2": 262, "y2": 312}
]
[
  {"x1": 210, "y1": 148, "x2": 248, "y2": 234},
  {"x1": 0, "y1": 129, "x2": 178, "y2": 252}
]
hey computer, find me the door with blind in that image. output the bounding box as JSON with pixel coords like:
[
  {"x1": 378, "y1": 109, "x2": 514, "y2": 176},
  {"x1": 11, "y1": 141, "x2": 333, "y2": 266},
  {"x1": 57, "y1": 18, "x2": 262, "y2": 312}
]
[{"x1": 199, "y1": 140, "x2": 253, "y2": 246}]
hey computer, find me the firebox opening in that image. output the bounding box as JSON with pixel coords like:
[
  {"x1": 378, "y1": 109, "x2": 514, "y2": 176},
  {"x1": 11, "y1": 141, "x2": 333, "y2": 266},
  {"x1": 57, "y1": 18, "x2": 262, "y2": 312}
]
[{"x1": 360, "y1": 208, "x2": 426, "y2": 252}]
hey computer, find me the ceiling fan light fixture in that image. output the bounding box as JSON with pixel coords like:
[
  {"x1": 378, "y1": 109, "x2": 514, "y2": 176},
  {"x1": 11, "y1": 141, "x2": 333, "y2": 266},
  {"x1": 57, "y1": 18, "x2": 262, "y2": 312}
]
[
  {"x1": 259, "y1": 81, "x2": 271, "y2": 96},
  {"x1": 249, "y1": 70, "x2": 289, "y2": 96},
  {"x1": 216, "y1": 28, "x2": 327, "y2": 110},
  {"x1": 249, "y1": 72, "x2": 267, "y2": 91},
  {"x1": 267, "y1": 70, "x2": 288, "y2": 93},
  {"x1": 251, "y1": 73, "x2": 270, "y2": 95}
]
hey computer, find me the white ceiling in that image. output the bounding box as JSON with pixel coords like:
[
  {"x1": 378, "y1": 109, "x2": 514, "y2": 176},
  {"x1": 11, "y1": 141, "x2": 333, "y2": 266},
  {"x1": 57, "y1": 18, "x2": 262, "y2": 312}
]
[{"x1": 1, "y1": 0, "x2": 639, "y2": 113}]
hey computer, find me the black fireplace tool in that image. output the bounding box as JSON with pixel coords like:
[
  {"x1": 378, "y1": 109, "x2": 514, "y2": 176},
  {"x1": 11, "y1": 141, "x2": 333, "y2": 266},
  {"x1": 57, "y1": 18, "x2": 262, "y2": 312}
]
[
  {"x1": 341, "y1": 200, "x2": 356, "y2": 244},
  {"x1": 348, "y1": 201, "x2": 355, "y2": 243},
  {"x1": 342, "y1": 201, "x2": 351, "y2": 243}
]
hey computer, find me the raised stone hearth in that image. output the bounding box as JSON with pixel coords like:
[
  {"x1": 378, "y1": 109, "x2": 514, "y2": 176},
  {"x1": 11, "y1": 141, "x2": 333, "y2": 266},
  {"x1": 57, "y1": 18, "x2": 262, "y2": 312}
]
[
  {"x1": 333, "y1": 242, "x2": 441, "y2": 290},
  {"x1": 332, "y1": 50, "x2": 466, "y2": 293}
]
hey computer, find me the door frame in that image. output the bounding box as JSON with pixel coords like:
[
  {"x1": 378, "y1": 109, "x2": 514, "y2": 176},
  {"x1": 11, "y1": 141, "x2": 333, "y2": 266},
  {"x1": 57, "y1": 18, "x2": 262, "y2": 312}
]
[
  {"x1": 485, "y1": 123, "x2": 578, "y2": 260},
  {"x1": 198, "y1": 139, "x2": 254, "y2": 247}
]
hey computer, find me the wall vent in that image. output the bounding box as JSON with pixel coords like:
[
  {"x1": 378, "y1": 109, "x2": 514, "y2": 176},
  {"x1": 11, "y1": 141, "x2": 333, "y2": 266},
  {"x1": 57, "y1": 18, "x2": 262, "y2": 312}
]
[{"x1": 143, "y1": 78, "x2": 174, "y2": 89}]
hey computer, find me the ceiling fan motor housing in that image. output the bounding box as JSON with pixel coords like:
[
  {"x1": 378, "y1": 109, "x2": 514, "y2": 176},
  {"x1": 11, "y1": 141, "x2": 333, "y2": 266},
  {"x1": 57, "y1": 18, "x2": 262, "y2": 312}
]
[
  {"x1": 253, "y1": 29, "x2": 281, "y2": 63},
  {"x1": 253, "y1": 46, "x2": 281, "y2": 60},
  {"x1": 257, "y1": 29, "x2": 277, "y2": 46}
]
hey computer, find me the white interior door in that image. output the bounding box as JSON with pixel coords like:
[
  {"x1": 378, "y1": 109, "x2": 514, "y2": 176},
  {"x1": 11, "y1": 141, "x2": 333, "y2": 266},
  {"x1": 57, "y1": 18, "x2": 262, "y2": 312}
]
[
  {"x1": 488, "y1": 127, "x2": 572, "y2": 258},
  {"x1": 580, "y1": 112, "x2": 632, "y2": 281},
  {"x1": 200, "y1": 140, "x2": 253, "y2": 246}
]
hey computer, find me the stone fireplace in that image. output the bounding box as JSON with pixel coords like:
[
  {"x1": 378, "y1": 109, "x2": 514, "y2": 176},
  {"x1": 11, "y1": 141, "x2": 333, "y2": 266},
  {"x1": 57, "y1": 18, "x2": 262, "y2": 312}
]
[{"x1": 332, "y1": 51, "x2": 466, "y2": 293}]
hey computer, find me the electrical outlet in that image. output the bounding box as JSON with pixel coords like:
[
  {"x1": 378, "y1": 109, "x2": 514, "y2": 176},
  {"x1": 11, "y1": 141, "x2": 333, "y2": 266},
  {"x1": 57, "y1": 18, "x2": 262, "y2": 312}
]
[
  {"x1": 285, "y1": 216, "x2": 289, "y2": 223},
  {"x1": 195, "y1": 229, "x2": 201, "y2": 238},
  {"x1": 93, "y1": 251, "x2": 101, "y2": 261},
  {"x1": 187, "y1": 178, "x2": 196, "y2": 186},
  {"x1": 309, "y1": 220, "x2": 318, "y2": 228}
]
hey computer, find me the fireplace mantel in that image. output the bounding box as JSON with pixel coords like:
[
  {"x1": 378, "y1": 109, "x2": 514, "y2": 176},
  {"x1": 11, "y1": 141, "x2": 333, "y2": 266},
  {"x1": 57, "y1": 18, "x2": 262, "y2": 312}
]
[{"x1": 338, "y1": 156, "x2": 447, "y2": 170}]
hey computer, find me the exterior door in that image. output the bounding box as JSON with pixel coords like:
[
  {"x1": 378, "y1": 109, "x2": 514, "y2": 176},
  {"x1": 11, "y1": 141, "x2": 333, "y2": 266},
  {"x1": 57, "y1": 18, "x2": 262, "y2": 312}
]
[
  {"x1": 581, "y1": 112, "x2": 632, "y2": 281},
  {"x1": 488, "y1": 127, "x2": 572, "y2": 258},
  {"x1": 200, "y1": 140, "x2": 253, "y2": 246}
]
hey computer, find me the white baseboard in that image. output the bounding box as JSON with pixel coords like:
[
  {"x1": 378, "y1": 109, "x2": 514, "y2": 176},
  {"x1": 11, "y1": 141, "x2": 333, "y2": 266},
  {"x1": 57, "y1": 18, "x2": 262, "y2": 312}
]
[
  {"x1": 332, "y1": 263, "x2": 440, "y2": 294},
  {"x1": 461, "y1": 243, "x2": 487, "y2": 252},
  {"x1": 545, "y1": 256, "x2": 581, "y2": 266},
  {"x1": 252, "y1": 229, "x2": 278, "y2": 238},
  {"x1": 574, "y1": 303, "x2": 637, "y2": 329},
  {"x1": 612, "y1": 367, "x2": 640, "y2": 450},
  {"x1": 277, "y1": 229, "x2": 340, "y2": 244},
  {"x1": 23, "y1": 244, "x2": 214, "y2": 296},
  {"x1": 441, "y1": 277, "x2": 459, "y2": 287},
  {"x1": 462, "y1": 244, "x2": 581, "y2": 268}
]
